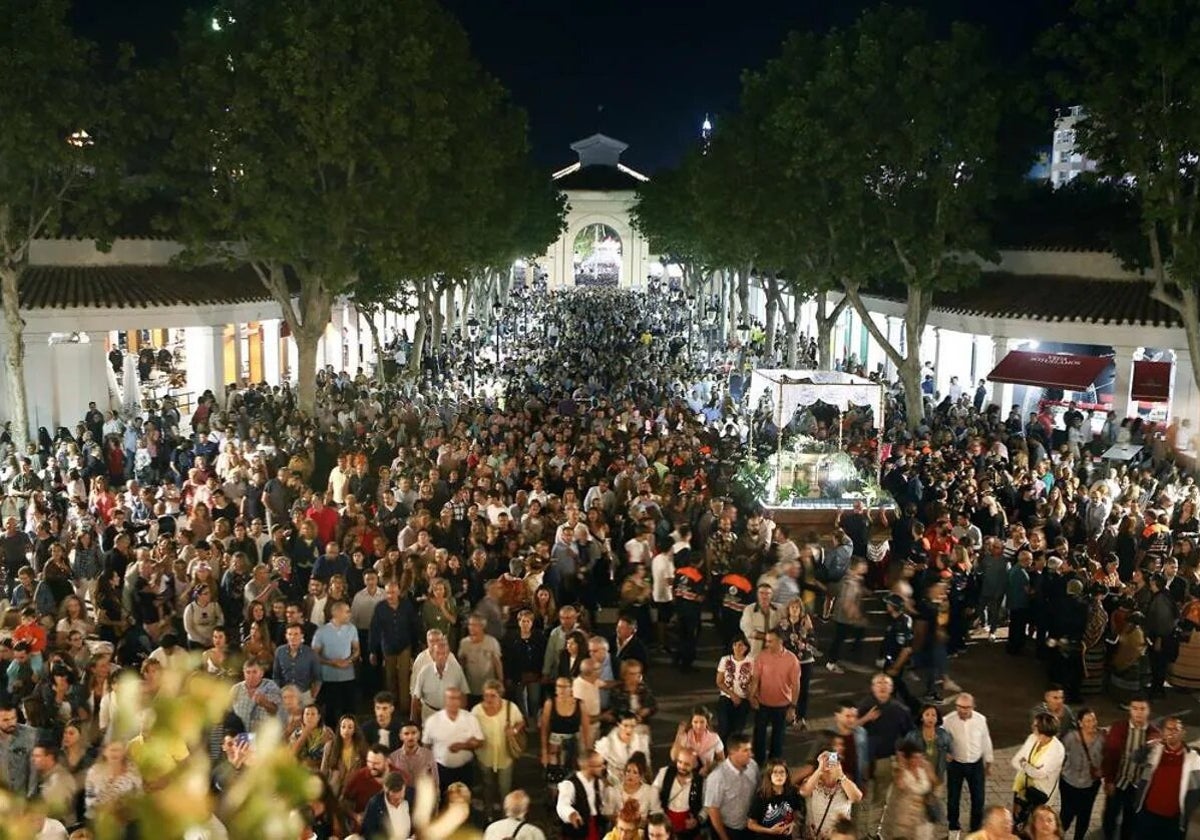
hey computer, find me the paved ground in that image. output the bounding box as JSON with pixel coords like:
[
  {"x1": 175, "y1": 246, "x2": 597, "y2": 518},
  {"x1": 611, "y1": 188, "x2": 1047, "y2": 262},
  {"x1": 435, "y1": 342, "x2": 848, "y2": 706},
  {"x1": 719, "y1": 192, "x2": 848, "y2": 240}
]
[{"x1": 505, "y1": 604, "x2": 1200, "y2": 838}]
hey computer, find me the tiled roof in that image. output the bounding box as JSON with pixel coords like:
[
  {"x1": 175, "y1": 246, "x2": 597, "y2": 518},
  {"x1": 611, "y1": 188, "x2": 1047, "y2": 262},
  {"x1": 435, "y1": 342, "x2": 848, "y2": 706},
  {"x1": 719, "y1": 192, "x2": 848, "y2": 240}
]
[
  {"x1": 931, "y1": 272, "x2": 1182, "y2": 327},
  {"x1": 554, "y1": 165, "x2": 644, "y2": 191},
  {"x1": 18, "y1": 264, "x2": 274, "y2": 309}
]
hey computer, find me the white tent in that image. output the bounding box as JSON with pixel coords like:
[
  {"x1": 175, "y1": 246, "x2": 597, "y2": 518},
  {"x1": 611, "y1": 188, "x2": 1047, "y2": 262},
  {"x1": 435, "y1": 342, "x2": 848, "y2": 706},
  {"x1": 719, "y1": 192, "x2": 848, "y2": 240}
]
[
  {"x1": 748, "y1": 368, "x2": 885, "y2": 505},
  {"x1": 749, "y1": 369, "x2": 884, "y2": 431}
]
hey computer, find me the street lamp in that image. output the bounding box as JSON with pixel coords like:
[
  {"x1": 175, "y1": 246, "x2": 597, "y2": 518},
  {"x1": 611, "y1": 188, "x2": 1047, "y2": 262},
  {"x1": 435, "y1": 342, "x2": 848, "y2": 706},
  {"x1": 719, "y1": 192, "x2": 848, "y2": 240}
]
[
  {"x1": 492, "y1": 298, "x2": 502, "y2": 369},
  {"x1": 466, "y1": 316, "x2": 480, "y2": 397}
]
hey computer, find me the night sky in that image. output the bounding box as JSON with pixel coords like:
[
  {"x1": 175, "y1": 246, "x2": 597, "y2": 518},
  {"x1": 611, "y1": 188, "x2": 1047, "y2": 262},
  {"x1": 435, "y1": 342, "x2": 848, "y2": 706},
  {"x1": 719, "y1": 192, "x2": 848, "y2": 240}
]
[{"x1": 72, "y1": 0, "x2": 1073, "y2": 173}]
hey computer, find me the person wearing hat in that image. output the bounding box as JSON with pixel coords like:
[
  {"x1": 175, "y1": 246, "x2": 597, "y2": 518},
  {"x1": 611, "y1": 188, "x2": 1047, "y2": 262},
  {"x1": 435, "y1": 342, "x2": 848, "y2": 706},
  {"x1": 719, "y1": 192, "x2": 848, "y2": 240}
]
[{"x1": 879, "y1": 593, "x2": 918, "y2": 712}]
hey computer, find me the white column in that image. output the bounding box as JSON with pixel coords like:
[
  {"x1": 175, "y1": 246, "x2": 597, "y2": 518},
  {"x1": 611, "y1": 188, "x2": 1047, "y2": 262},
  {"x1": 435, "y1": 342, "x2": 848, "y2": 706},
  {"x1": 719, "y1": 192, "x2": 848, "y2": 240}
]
[
  {"x1": 262, "y1": 319, "x2": 282, "y2": 385},
  {"x1": 971, "y1": 335, "x2": 987, "y2": 385},
  {"x1": 931, "y1": 327, "x2": 943, "y2": 396},
  {"x1": 345, "y1": 304, "x2": 362, "y2": 374},
  {"x1": 20, "y1": 332, "x2": 55, "y2": 432},
  {"x1": 231, "y1": 323, "x2": 244, "y2": 386},
  {"x1": 991, "y1": 335, "x2": 1015, "y2": 413},
  {"x1": 184, "y1": 325, "x2": 224, "y2": 400},
  {"x1": 884, "y1": 317, "x2": 897, "y2": 380},
  {"x1": 286, "y1": 335, "x2": 299, "y2": 382},
  {"x1": 1111, "y1": 345, "x2": 1139, "y2": 419},
  {"x1": 1171, "y1": 351, "x2": 1197, "y2": 428}
]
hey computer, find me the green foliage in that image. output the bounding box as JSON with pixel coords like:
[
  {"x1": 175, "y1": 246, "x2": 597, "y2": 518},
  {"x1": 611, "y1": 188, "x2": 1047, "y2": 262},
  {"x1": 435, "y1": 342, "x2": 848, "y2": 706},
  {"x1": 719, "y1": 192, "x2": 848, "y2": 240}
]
[
  {"x1": 0, "y1": 0, "x2": 122, "y2": 256},
  {"x1": 151, "y1": 0, "x2": 561, "y2": 408},
  {"x1": 1052, "y1": 0, "x2": 1200, "y2": 290},
  {"x1": 731, "y1": 456, "x2": 774, "y2": 511}
]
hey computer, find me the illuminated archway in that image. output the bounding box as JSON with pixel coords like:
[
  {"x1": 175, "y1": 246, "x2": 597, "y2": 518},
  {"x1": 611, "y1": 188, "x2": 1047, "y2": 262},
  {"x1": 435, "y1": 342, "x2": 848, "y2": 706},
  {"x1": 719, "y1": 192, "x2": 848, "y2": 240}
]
[{"x1": 572, "y1": 223, "x2": 622, "y2": 287}]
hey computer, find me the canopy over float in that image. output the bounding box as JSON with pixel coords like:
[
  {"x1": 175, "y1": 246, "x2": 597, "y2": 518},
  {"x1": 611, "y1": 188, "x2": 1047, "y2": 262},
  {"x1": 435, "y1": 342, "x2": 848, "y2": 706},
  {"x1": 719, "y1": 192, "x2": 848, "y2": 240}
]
[{"x1": 748, "y1": 369, "x2": 885, "y2": 508}]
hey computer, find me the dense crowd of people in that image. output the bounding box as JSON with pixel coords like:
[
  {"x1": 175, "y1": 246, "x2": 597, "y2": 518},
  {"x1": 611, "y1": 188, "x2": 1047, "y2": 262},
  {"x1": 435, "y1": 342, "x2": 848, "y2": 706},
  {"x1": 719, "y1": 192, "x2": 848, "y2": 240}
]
[{"x1": 0, "y1": 285, "x2": 1196, "y2": 840}]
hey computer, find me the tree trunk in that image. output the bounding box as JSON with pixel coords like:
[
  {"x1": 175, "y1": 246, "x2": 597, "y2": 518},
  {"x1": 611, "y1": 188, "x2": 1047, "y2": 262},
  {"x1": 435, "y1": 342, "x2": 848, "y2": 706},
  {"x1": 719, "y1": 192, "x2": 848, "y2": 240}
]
[
  {"x1": 459, "y1": 280, "x2": 475, "y2": 341},
  {"x1": 763, "y1": 280, "x2": 780, "y2": 366},
  {"x1": 444, "y1": 284, "x2": 457, "y2": 338},
  {"x1": 810, "y1": 292, "x2": 849, "y2": 371},
  {"x1": 785, "y1": 293, "x2": 801, "y2": 367},
  {"x1": 816, "y1": 312, "x2": 834, "y2": 371},
  {"x1": 0, "y1": 266, "x2": 28, "y2": 450},
  {"x1": 431, "y1": 288, "x2": 445, "y2": 353},
  {"x1": 363, "y1": 310, "x2": 387, "y2": 384},
  {"x1": 294, "y1": 329, "x2": 321, "y2": 414},
  {"x1": 737, "y1": 266, "x2": 751, "y2": 329},
  {"x1": 713, "y1": 269, "x2": 726, "y2": 343},
  {"x1": 843, "y1": 283, "x2": 932, "y2": 430},
  {"x1": 408, "y1": 315, "x2": 427, "y2": 376}
]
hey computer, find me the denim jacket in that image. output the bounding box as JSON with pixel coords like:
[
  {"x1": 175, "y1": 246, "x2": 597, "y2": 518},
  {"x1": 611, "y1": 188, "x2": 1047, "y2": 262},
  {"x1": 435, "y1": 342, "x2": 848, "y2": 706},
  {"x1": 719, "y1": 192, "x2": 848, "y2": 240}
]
[{"x1": 902, "y1": 725, "x2": 952, "y2": 781}]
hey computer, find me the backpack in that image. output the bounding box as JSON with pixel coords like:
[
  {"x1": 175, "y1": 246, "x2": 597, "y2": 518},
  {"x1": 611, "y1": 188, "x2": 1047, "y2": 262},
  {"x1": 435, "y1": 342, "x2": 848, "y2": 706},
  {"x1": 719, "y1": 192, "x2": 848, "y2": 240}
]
[{"x1": 822, "y1": 545, "x2": 852, "y2": 583}]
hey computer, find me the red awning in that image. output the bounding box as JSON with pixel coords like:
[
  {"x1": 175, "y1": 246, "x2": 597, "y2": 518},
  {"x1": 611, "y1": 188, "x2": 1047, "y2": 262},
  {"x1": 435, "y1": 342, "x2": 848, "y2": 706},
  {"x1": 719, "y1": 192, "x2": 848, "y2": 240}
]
[
  {"x1": 1132, "y1": 359, "x2": 1172, "y2": 402},
  {"x1": 987, "y1": 350, "x2": 1110, "y2": 390}
]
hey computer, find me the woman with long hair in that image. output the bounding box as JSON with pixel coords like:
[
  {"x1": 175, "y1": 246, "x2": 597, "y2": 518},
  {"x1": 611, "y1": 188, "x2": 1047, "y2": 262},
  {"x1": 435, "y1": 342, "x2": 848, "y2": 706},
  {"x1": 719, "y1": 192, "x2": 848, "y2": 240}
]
[
  {"x1": 557, "y1": 630, "x2": 589, "y2": 679},
  {"x1": 56, "y1": 595, "x2": 93, "y2": 647},
  {"x1": 62, "y1": 718, "x2": 96, "y2": 796},
  {"x1": 241, "y1": 620, "x2": 273, "y2": 668},
  {"x1": 93, "y1": 570, "x2": 127, "y2": 646},
  {"x1": 241, "y1": 600, "x2": 270, "y2": 643},
  {"x1": 540, "y1": 677, "x2": 589, "y2": 776},
  {"x1": 531, "y1": 585, "x2": 558, "y2": 633},
  {"x1": 747, "y1": 758, "x2": 804, "y2": 836},
  {"x1": 421, "y1": 577, "x2": 459, "y2": 647},
  {"x1": 776, "y1": 597, "x2": 817, "y2": 728},
  {"x1": 320, "y1": 714, "x2": 368, "y2": 797},
  {"x1": 604, "y1": 751, "x2": 661, "y2": 823},
  {"x1": 200, "y1": 627, "x2": 236, "y2": 679},
  {"x1": 669, "y1": 706, "x2": 725, "y2": 776},
  {"x1": 289, "y1": 704, "x2": 334, "y2": 771},
  {"x1": 84, "y1": 741, "x2": 143, "y2": 820},
  {"x1": 70, "y1": 529, "x2": 103, "y2": 602}
]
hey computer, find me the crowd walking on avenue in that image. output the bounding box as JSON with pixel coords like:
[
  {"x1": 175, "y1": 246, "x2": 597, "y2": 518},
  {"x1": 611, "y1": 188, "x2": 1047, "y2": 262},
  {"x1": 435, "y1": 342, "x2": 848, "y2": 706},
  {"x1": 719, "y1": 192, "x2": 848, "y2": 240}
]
[{"x1": 0, "y1": 287, "x2": 1196, "y2": 840}]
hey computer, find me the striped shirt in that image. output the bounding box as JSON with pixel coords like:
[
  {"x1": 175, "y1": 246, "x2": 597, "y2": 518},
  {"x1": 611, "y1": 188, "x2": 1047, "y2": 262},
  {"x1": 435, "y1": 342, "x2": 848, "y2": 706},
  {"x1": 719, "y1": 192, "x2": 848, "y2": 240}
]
[{"x1": 1116, "y1": 724, "x2": 1147, "y2": 790}]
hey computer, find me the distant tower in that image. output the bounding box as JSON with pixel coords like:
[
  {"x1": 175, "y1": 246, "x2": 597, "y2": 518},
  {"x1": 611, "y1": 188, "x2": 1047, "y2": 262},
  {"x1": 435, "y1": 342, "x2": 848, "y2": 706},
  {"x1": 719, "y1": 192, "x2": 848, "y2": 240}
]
[{"x1": 700, "y1": 113, "x2": 713, "y2": 154}]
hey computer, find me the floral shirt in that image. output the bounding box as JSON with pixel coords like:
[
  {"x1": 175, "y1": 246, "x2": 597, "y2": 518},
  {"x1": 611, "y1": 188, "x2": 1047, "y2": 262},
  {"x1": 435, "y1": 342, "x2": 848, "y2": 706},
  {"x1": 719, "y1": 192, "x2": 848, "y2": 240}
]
[{"x1": 716, "y1": 654, "x2": 755, "y2": 699}]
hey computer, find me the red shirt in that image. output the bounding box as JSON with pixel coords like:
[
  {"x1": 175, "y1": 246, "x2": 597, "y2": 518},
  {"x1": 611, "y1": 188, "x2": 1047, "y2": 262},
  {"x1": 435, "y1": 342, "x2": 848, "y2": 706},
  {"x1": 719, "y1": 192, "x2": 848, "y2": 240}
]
[
  {"x1": 306, "y1": 505, "x2": 340, "y2": 546},
  {"x1": 1144, "y1": 747, "x2": 1184, "y2": 818},
  {"x1": 13, "y1": 622, "x2": 47, "y2": 654},
  {"x1": 342, "y1": 766, "x2": 385, "y2": 815}
]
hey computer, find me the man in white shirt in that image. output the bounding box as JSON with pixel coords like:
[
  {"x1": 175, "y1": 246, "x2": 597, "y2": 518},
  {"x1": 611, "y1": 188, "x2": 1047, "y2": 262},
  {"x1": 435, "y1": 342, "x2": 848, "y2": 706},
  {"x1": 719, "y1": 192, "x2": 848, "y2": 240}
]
[
  {"x1": 941, "y1": 692, "x2": 993, "y2": 839},
  {"x1": 484, "y1": 790, "x2": 546, "y2": 840},
  {"x1": 650, "y1": 536, "x2": 675, "y2": 650},
  {"x1": 410, "y1": 640, "x2": 469, "y2": 722},
  {"x1": 327, "y1": 453, "x2": 351, "y2": 506},
  {"x1": 409, "y1": 629, "x2": 459, "y2": 698},
  {"x1": 739, "y1": 585, "x2": 781, "y2": 658},
  {"x1": 421, "y1": 687, "x2": 484, "y2": 795},
  {"x1": 652, "y1": 747, "x2": 705, "y2": 839},
  {"x1": 359, "y1": 771, "x2": 412, "y2": 840},
  {"x1": 556, "y1": 751, "x2": 608, "y2": 838}
]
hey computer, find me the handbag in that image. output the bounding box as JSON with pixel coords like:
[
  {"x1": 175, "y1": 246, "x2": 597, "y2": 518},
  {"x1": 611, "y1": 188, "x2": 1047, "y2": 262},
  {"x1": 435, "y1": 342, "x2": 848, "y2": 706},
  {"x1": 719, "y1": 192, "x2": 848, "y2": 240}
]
[
  {"x1": 505, "y1": 701, "x2": 528, "y2": 759},
  {"x1": 803, "y1": 786, "x2": 838, "y2": 840},
  {"x1": 923, "y1": 792, "x2": 945, "y2": 824},
  {"x1": 1012, "y1": 786, "x2": 1050, "y2": 831}
]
